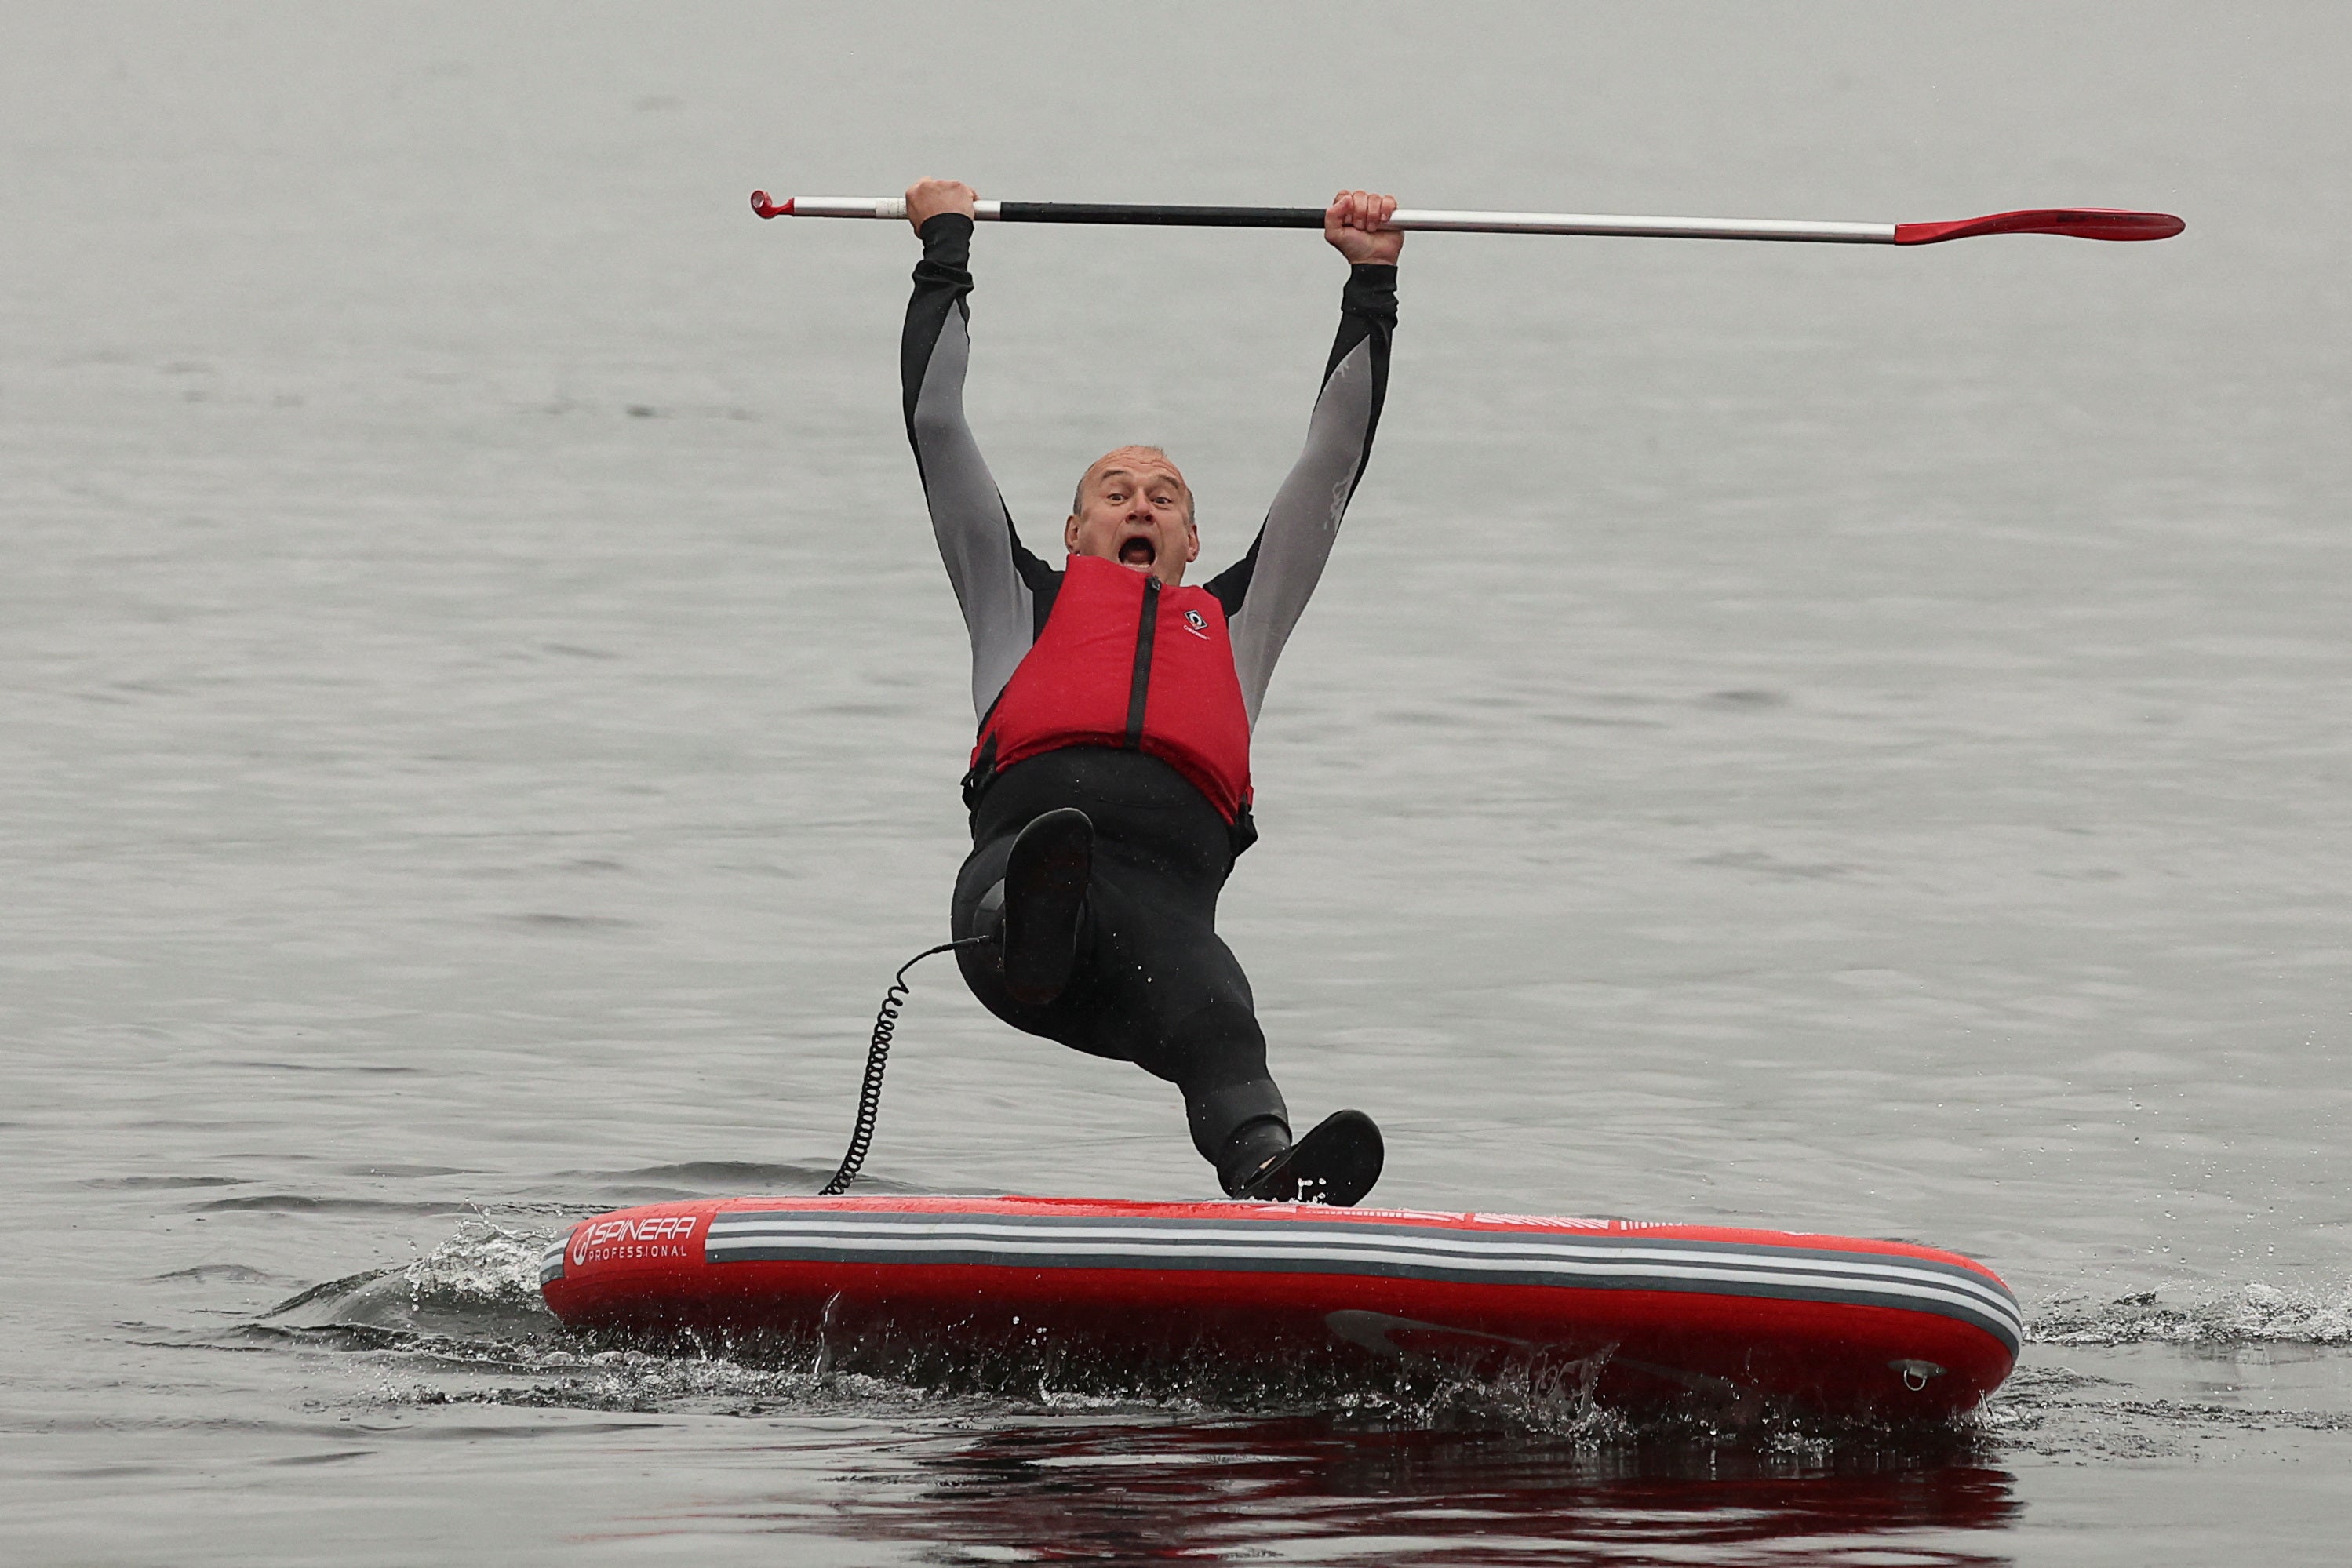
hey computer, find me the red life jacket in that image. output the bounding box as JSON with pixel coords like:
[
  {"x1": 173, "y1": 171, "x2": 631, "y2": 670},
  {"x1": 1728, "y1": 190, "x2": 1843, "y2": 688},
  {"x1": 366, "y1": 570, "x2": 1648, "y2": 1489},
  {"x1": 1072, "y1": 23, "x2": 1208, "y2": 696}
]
[{"x1": 967, "y1": 553, "x2": 1253, "y2": 824}]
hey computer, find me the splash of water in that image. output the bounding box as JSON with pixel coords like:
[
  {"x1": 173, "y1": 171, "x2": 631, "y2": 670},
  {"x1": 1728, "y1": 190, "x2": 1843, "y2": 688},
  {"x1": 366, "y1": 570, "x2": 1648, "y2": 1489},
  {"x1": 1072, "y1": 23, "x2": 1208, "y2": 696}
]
[
  {"x1": 2031, "y1": 1281, "x2": 2352, "y2": 1347},
  {"x1": 257, "y1": 1214, "x2": 558, "y2": 1341},
  {"x1": 401, "y1": 1213, "x2": 553, "y2": 1318}
]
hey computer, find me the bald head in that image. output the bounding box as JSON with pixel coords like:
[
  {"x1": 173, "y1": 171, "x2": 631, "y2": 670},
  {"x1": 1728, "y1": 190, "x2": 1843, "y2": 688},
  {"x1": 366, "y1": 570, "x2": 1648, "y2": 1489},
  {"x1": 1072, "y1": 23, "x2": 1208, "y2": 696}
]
[{"x1": 1072, "y1": 446, "x2": 1192, "y2": 524}]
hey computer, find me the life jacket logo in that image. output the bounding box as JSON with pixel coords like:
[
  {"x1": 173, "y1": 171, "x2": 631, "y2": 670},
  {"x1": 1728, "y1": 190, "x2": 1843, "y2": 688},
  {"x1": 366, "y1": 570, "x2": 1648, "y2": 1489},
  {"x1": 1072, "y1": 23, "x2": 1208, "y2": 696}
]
[
  {"x1": 571, "y1": 1213, "x2": 699, "y2": 1266},
  {"x1": 1182, "y1": 609, "x2": 1210, "y2": 639}
]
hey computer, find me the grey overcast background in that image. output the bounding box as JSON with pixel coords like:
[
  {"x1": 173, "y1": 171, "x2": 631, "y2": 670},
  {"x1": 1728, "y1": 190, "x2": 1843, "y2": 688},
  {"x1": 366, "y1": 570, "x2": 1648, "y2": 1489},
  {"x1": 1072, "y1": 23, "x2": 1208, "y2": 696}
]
[{"x1": 4, "y1": 2, "x2": 2347, "y2": 1563}]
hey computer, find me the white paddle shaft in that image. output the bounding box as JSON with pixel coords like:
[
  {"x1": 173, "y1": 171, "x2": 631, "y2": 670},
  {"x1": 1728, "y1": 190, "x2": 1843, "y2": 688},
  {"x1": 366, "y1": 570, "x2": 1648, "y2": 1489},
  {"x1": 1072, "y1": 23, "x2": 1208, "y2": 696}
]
[{"x1": 783, "y1": 196, "x2": 1896, "y2": 244}]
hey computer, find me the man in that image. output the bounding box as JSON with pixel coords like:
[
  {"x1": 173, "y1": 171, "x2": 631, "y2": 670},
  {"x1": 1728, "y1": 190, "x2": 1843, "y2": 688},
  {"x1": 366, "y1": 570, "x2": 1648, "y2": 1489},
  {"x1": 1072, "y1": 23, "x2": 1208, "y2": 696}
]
[{"x1": 900, "y1": 177, "x2": 1400, "y2": 1204}]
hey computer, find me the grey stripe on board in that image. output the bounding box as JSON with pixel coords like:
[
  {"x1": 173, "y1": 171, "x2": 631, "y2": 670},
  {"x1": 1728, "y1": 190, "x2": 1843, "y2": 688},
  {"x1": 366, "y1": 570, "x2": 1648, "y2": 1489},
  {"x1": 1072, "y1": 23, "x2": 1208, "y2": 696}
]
[
  {"x1": 702, "y1": 1215, "x2": 2019, "y2": 1325},
  {"x1": 699, "y1": 1231, "x2": 2021, "y2": 1348},
  {"x1": 707, "y1": 1211, "x2": 2009, "y2": 1293}
]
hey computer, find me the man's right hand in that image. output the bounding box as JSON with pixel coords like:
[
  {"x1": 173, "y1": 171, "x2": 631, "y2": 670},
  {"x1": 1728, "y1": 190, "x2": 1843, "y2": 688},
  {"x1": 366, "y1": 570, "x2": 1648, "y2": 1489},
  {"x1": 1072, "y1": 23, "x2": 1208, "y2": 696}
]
[{"x1": 906, "y1": 178, "x2": 978, "y2": 234}]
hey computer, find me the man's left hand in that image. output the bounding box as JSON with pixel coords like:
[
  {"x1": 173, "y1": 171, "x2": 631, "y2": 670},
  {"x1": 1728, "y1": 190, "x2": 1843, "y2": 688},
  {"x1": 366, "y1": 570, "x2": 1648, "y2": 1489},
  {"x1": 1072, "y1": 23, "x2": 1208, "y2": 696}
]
[{"x1": 1325, "y1": 190, "x2": 1402, "y2": 265}]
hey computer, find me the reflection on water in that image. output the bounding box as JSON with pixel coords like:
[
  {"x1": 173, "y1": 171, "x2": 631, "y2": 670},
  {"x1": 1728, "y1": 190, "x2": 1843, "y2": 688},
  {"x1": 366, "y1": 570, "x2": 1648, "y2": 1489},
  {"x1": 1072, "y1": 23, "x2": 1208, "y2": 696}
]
[{"x1": 721, "y1": 1416, "x2": 2019, "y2": 1566}]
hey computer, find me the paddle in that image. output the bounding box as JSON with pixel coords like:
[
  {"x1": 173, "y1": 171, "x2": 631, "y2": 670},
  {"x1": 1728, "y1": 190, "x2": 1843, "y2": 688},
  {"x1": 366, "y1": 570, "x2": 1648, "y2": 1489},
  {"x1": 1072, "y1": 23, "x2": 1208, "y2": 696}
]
[{"x1": 751, "y1": 192, "x2": 2182, "y2": 246}]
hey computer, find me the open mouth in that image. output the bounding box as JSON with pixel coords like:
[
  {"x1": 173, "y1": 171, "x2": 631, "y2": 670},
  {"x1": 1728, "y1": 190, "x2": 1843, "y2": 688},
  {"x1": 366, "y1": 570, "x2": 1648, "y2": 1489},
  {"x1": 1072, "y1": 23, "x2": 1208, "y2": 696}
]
[{"x1": 1118, "y1": 535, "x2": 1157, "y2": 569}]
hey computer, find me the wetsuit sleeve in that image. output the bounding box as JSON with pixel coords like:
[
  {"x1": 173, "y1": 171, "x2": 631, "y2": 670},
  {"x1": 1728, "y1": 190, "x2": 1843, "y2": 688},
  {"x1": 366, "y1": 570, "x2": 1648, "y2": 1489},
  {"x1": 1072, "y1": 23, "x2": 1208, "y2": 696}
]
[
  {"x1": 902, "y1": 213, "x2": 1059, "y2": 719},
  {"x1": 1206, "y1": 262, "x2": 1397, "y2": 726}
]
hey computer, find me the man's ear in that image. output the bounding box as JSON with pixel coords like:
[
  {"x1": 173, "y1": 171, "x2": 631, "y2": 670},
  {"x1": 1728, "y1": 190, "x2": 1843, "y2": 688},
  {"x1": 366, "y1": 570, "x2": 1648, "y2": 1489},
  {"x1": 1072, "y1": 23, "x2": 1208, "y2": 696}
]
[
  {"x1": 1184, "y1": 521, "x2": 1200, "y2": 563},
  {"x1": 1064, "y1": 515, "x2": 1083, "y2": 552}
]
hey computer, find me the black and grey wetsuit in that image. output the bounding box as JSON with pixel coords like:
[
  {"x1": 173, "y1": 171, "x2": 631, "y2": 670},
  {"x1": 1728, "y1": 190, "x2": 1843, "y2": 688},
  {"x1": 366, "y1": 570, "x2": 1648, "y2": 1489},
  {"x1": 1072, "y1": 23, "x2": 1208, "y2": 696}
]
[{"x1": 900, "y1": 212, "x2": 1396, "y2": 1182}]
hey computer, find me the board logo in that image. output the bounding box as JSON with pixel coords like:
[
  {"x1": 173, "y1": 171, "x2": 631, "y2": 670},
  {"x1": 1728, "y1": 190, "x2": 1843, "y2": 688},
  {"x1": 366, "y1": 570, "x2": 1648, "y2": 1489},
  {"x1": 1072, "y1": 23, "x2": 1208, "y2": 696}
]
[{"x1": 571, "y1": 1213, "x2": 699, "y2": 1266}]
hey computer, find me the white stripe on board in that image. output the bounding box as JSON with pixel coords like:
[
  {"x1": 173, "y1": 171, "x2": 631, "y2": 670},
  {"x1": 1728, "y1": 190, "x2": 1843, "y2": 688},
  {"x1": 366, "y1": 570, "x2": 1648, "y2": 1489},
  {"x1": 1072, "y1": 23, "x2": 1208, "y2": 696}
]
[
  {"x1": 701, "y1": 1217, "x2": 2018, "y2": 1325},
  {"x1": 700, "y1": 1215, "x2": 2014, "y2": 1300},
  {"x1": 699, "y1": 1228, "x2": 2019, "y2": 1337}
]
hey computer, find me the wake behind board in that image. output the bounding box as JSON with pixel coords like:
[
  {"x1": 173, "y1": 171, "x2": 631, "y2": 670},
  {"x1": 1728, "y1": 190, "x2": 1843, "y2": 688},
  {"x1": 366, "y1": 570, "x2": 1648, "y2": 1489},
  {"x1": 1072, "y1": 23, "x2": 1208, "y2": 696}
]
[{"x1": 542, "y1": 1195, "x2": 2019, "y2": 1420}]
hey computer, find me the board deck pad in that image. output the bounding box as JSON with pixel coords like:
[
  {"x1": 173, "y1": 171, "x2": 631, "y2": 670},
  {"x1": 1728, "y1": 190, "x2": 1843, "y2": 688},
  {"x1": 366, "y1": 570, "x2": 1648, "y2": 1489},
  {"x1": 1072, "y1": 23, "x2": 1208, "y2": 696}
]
[{"x1": 541, "y1": 1195, "x2": 2020, "y2": 1419}]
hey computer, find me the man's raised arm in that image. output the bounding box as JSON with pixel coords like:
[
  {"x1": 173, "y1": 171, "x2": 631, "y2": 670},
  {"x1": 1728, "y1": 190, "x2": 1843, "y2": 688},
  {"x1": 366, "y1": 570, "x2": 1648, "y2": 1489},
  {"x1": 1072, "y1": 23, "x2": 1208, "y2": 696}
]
[
  {"x1": 1211, "y1": 191, "x2": 1402, "y2": 726},
  {"x1": 901, "y1": 178, "x2": 1055, "y2": 719}
]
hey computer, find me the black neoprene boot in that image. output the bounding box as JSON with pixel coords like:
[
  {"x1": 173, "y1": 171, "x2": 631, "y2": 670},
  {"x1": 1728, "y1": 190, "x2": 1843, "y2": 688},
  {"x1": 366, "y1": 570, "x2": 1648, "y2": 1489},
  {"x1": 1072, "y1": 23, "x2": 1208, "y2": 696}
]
[
  {"x1": 999, "y1": 807, "x2": 1093, "y2": 1006},
  {"x1": 1229, "y1": 1110, "x2": 1385, "y2": 1207},
  {"x1": 1215, "y1": 1116, "x2": 1293, "y2": 1196}
]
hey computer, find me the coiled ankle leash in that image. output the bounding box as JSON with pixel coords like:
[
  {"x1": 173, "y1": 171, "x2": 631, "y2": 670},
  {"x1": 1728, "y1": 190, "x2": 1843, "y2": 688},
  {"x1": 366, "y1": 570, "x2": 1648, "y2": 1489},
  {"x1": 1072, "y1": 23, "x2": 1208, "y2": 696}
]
[{"x1": 817, "y1": 937, "x2": 988, "y2": 1196}]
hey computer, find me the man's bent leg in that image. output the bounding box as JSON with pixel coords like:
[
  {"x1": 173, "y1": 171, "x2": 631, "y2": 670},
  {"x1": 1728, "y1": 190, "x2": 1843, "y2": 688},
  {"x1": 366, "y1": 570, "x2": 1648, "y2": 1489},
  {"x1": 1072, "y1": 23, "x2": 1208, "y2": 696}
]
[
  {"x1": 955, "y1": 822, "x2": 1296, "y2": 1172},
  {"x1": 948, "y1": 750, "x2": 1320, "y2": 1192}
]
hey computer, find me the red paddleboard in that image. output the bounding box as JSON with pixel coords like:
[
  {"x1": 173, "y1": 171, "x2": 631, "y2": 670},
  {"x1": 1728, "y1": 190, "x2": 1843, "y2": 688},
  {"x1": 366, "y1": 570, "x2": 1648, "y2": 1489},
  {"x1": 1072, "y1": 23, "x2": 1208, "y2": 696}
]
[{"x1": 541, "y1": 1195, "x2": 2019, "y2": 1420}]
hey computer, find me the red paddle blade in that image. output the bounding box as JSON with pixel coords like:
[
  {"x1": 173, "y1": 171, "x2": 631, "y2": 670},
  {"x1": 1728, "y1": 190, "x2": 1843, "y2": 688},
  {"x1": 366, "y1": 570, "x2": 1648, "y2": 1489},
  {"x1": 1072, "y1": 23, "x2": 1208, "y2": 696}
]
[
  {"x1": 750, "y1": 191, "x2": 793, "y2": 219},
  {"x1": 1894, "y1": 207, "x2": 2184, "y2": 245}
]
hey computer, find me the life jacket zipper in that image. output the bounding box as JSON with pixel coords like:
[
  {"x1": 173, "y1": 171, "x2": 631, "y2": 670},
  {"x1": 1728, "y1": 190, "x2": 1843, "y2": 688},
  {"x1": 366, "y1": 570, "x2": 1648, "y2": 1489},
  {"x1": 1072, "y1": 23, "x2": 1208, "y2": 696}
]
[{"x1": 1123, "y1": 577, "x2": 1160, "y2": 748}]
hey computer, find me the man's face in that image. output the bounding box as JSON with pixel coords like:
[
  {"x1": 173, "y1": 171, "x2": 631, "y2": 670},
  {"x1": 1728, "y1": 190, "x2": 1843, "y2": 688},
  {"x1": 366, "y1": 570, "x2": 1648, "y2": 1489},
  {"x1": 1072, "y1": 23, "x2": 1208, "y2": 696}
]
[{"x1": 1065, "y1": 448, "x2": 1199, "y2": 585}]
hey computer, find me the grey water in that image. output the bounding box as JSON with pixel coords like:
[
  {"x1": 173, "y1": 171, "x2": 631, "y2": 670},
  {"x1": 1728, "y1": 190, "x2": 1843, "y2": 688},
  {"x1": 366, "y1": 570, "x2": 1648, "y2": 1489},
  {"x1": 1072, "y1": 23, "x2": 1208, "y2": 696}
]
[{"x1": 4, "y1": 2, "x2": 2347, "y2": 1561}]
